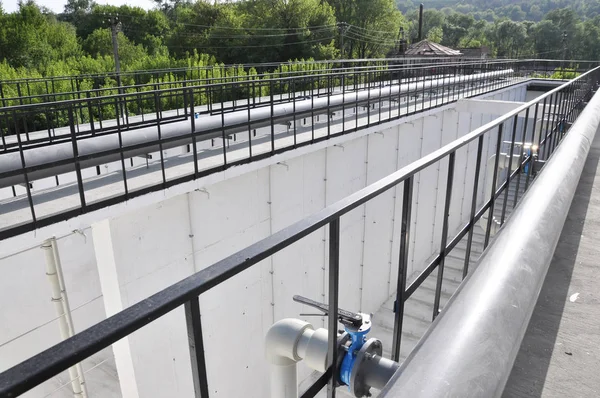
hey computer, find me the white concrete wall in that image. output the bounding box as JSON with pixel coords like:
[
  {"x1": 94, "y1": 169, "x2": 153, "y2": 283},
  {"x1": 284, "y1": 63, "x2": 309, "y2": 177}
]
[{"x1": 0, "y1": 83, "x2": 529, "y2": 398}]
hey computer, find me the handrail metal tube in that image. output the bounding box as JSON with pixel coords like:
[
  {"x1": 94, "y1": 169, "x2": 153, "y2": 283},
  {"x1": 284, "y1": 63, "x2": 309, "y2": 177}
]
[
  {"x1": 379, "y1": 83, "x2": 600, "y2": 398},
  {"x1": 0, "y1": 70, "x2": 512, "y2": 188}
]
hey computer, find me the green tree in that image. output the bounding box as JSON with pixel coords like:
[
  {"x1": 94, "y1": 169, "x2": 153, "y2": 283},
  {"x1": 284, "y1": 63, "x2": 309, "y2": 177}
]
[
  {"x1": 83, "y1": 28, "x2": 147, "y2": 70},
  {"x1": 0, "y1": 2, "x2": 82, "y2": 70},
  {"x1": 491, "y1": 20, "x2": 528, "y2": 58},
  {"x1": 406, "y1": 8, "x2": 444, "y2": 41},
  {"x1": 427, "y1": 26, "x2": 443, "y2": 43},
  {"x1": 531, "y1": 20, "x2": 562, "y2": 58},
  {"x1": 329, "y1": 0, "x2": 404, "y2": 58},
  {"x1": 442, "y1": 13, "x2": 474, "y2": 47}
]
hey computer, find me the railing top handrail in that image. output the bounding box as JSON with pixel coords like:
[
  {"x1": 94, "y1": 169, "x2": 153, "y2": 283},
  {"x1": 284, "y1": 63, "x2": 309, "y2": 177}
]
[
  {"x1": 0, "y1": 59, "x2": 510, "y2": 105},
  {"x1": 0, "y1": 63, "x2": 596, "y2": 397},
  {"x1": 0, "y1": 60, "x2": 517, "y2": 113}
]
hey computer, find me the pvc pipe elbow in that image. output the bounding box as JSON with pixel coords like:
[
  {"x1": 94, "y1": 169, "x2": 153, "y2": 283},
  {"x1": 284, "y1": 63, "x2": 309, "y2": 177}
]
[{"x1": 265, "y1": 319, "x2": 313, "y2": 366}]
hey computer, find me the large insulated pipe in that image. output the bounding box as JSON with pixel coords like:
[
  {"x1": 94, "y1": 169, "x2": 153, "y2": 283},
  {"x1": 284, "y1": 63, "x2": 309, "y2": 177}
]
[
  {"x1": 379, "y1": 85, "x2": 600, "y2": 397},
  {"x1": 42, "y1": 238, "x2": 88, "y2": 398},
  {"x1": 0, "y1": 70, "x2": 511, "y2": 188}
]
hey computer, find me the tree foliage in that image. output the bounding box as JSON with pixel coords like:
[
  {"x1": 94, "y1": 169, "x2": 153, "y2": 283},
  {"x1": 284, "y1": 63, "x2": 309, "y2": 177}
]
[{"x1": 2, "y1": 0, "x2": 600, "y2": 84}]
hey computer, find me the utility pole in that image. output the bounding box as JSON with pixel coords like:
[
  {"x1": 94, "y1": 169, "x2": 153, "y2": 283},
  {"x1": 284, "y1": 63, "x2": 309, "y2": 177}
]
[
  {"x1": 109, "y1": 16, "x2": 122, "y2": 89},
  {"x1": 398, "y1": 26, "x2": 406, "y2": 56},
  {"x1": 338, "y1": 22, "x2": 348, "y2": 59},
  {"x1": 338, "y1": 22, "x2": 349, "y2": 91},
  {"x1": 108, "y1": 15, "x2": 125, "y2": 121},
  {"x1": 561, "y1": 31, "x2": 568, "y2": 78}
]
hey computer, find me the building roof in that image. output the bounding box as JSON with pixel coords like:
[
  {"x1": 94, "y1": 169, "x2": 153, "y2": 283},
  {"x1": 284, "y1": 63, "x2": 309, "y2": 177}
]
[{"x1": 405, "y1": 40, "x2": 462, "y2": 57}]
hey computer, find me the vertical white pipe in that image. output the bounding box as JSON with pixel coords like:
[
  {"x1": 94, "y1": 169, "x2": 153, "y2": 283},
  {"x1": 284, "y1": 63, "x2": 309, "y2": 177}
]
[
  {"x1": 42, "y1": 238, "x2": 87, "y2": 397},
  {"x1": 270, "y1": 362, "x2": 298, "y2": 398}
]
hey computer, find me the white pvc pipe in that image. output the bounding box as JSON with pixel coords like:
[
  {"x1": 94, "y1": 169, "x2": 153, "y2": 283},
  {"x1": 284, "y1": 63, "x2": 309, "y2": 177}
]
[
  {"x1": 265, "y1": 319, "x2": 329, "y2": 398},
  {"x1": 42, "y1": 238, "x2": 88, "y2": 398}
]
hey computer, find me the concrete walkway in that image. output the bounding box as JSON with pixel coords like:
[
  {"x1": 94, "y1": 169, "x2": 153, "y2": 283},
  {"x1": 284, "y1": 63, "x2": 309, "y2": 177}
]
[{"x1": 503, "y1": 128, "x2": 600, "y2": 397}]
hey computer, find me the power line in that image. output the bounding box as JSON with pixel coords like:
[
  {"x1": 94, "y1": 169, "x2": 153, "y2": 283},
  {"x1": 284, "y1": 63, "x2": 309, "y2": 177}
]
[
  {"x1": 102, "y1": 12, "x2": 337, "y2": 32},
  {"x1": 345, "y1": 32, "x2": 398, "y2": 46},
  {"x1": 147, "y1": 27, "x2": 334, "y2": 40},
  {"x1": 346, "y1": 28, "x2": 397, "y2": 44},
  {"x1": 345, "y1": 24, "x2": 399, "y2": 36},
  {"x1": 168, "y1": 36, "x2": 337, "y2": 50}
]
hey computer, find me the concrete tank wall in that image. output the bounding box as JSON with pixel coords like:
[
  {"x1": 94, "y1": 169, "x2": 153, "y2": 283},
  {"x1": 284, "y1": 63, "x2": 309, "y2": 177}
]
[{"x1": 0, "y1": 83, "x2": 528, "y2": 398}]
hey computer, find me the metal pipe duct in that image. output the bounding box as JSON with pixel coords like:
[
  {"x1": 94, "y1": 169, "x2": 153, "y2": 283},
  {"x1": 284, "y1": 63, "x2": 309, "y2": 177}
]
[
  {"x1": 379, "y1": 86, "x2": 600, "y2": 397},
  {"x1": 0, "y1": 70, "x2": 511, "y2": 188}
]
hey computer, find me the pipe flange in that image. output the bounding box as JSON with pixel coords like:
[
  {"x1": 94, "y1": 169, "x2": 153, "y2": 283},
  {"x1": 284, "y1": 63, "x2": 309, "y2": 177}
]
[
  {"x1": 334, "y1": 332, "x2": 351, "y2": 386},
  {"x1": 349, "y1": 338, "x2": 382, "y2": 397}
]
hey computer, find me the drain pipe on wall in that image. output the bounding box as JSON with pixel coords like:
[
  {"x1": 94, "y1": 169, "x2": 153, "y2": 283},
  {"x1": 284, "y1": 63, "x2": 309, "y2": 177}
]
[{"x1": 42, "y1": 238, "x2": 88, "y2": 398}]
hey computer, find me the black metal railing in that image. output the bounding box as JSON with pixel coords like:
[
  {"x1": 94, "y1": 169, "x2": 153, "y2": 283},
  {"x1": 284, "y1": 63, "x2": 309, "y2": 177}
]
[
  {"x1": 0, "y1": 60, "x2": 522, "y2": 240},
  {"x1": 0, "y1": 59, "x2": 593, "y2": 118},
  {"x1": 0, "y1": 65, "x2": 597, "y2": 397},
  {"x1": 0, "y1": 59, "x2": 514, "y2": 139},
  {"x1": 0, "y1": 57, "x2": 514, "y2": 108}
]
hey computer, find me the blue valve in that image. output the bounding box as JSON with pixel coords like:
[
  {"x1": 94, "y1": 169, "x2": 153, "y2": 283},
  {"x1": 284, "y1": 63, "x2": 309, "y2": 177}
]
[
  {"x1": 340, "y1": 314, "x2": 372, "y2": 388},
  {"x1": 290, "y1": 295, "x2": 372, "y2": 389}
]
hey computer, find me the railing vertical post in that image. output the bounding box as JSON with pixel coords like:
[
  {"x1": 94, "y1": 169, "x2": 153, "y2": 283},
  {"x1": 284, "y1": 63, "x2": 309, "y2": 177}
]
[
  {"x1": 388, "y1": 70, "x2": 393, "y2": 121},
  {"x1": 13, "y1": 111, "x2": 36, "y2": 226},
  {"x1": 421, "y1": 67, "x2": 426, "y2": 111},
  {"x1": 501, "y1": 115, "x2": 519, "y2": 224},
  {"x1": 185, "y1": 297, "x2": 210, "y2": 398},
  {"x1": 311, "y1": 80, "x2": 316, "y2": 143},
  {"x1": 391, "y1": 177, "x2": 413, "y2": 362},
  {"x1": 68, "y1": 106, "x2": 86, "y2": 212},
  {"x1": 247, "y1": 88, "x2": 253, "y2": 159},
  {"x1": 327, "y1": 218, "x2": 340, "y2": 398},
  {"x1": 367, "y1": 71, "x2": 372, "y2": 126},
  {"x1": 513, "y1": 108, "x2": 530, "y2": 208},
  {"x1": 221, "y1": 87, "x2": 228, "y2": 167},
  {"x1": 270, "y1": 79, "x2": 275, "y2": 153},
  {"x1": 114, "y1": 98, "x2": 129, "y2": 198},
  {"x1": 549, "y1": 91, "x2": 562, "y2": 155},
  {"x1": 153, "y1": 91, "x2": 167, "y2": 187},
  {"x1": 86, "y1": 91, "x2": 95, "y2": 136},
  {"x1": 433, "y1": 152, "x2": 455, "y2": 320},
  {"x1": 523, "y1": 106, "x2": 537, "y2": 189},
  {"x1": 292, "y1": 79, "x2": 297, "y2": 148},
  {"x1": 484, "y1": 123, "x2": 504, "y2": 248},
  {"x1": 463, "y1": 135, "x2": 484, "y2": 279},
  {"x1": 327, "y1": 74, "x2": 332, "y2": 137},
  {"x1": 189, "y1": 88, "x2": 199, "y2": 177},
  {"x1": 537, "y1": 97, "x2": 548, "y2": 153}
]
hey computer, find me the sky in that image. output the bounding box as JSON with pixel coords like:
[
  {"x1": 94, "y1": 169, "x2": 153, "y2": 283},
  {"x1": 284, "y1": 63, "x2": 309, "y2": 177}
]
[{"x1": 2, "y1": 0, "x2": 157, "y2": 14}]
